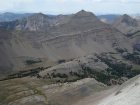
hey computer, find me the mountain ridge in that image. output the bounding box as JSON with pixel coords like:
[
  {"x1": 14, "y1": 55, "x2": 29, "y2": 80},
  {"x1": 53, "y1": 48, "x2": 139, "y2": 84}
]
[
  {"x1": 0, "y1": 12, "x2": 71, "y2": 31},
  {"x1": 0, "y1": 10, "x2": 133, "y2": 74}
]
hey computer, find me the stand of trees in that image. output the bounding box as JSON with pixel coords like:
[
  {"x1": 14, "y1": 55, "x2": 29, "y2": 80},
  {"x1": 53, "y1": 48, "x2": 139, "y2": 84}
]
[
  {"x1": 26, "y1": 59, "x2": 41, "y2": 65},
  {"x1": 0, "y1": 66, "x2": 51, "y2": 81}
]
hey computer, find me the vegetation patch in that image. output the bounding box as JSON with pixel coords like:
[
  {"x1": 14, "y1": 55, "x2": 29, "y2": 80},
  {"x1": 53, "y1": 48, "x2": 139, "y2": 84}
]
[
  {"x1": 0, "y1": 66, "x2": 51, "y2": 81},
  {"x1": 26, "y1": 59, "x2": 41, "y2": 65},
  {"x1": 97, "y1": 55, "x2": 140, "y2": 83},
  {"x1": 57, "y1": 59, "x2": 65, "y2": 64},
  {"x1": 123, "y1": 53, "x2": 140, "y2": 65}
]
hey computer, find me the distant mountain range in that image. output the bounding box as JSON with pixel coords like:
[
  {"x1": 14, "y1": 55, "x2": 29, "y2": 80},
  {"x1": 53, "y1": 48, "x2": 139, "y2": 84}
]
[
  {"x1": 97, "y1": 14, "x2": 121, "y2": 22},
  {"x1": 0, "y1": 12, "x2": 33, "y2": 22}
]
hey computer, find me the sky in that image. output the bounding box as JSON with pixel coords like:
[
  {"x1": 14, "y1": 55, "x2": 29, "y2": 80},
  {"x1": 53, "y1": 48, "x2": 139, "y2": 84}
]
[{"x1": 0, "y1": 0, "x2": 140, "y2": 15}]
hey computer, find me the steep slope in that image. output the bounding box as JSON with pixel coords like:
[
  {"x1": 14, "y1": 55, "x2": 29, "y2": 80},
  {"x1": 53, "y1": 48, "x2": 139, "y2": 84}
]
[
  {"x1": 111, "y1": 14, "x2": 140, "y2": 35},
  {"x1": 0, "y1": 12, "x2": 33, "y2": 22},
  {"x1": 75, "y1": 74, "x2": 140, "y2": 105},
  {"x1": 96, "y1": 74, "x2": 140, "y2": 105},
  {"x1": 0, "y1": 13, "x2": 71, "y2": 31},
  {"x1": 0, "y1": 10, "x2": 132, "y2": 75},
  {"x1": 128, "y1": 30, "x2": 140, "y2": 51}
]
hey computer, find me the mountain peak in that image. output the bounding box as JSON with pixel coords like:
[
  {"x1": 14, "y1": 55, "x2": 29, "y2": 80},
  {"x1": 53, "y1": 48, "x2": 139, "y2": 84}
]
[
  {"x1": 28, "y1": 12, "x2": 46, "y2": 19},
  {"x1": 122, "y1": 14, "x2": 131, "y2": 19},
  {"x1": 80, "y1": 9, "x2": 86, "y2": 12},
  {"x1": 121, "y1": 14, "x2": 138, "y2": 27},
  {"x1": 121, "y1": 14, "x2": 133, "y2": 23},
  {"x1": 111, "y1": 13, "x2": 139, "y2": 34},
  {"x1": 34, "y1": 12, "x2": 44, "y2": 16},
  {"x1": 75, "y1": 10, "x2": 96, "y2": 17}
]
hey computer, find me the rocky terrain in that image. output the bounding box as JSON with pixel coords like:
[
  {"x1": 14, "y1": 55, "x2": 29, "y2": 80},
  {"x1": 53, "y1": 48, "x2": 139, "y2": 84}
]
[
  {"x1": 0, "y1": 76, "x2": 107, "y2": 105},
  {"x1": 75, "y1": 74, "x2": 140, "y2": 105}
]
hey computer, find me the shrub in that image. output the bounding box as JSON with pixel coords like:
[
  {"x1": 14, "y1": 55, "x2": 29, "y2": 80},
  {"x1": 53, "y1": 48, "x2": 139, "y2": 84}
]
[{"x1": 58, "y1": 59, "x2": 65, "y2": 64}]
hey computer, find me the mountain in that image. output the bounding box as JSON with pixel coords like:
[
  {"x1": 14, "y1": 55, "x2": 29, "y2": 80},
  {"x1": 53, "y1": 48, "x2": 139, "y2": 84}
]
[
  {"x1": 0, "y1": 10, "x2": 140, "y2": 105},
  {"x1": 111, "y1": 14, "x2": 140, "y2": 35},
  {"x1": 0, "y1": 10, "x2": 132, "y2": 75},
  {"x1": 97, "y1": 14, "x2": 121, "y2": 22},
  {"x1": 0, "y1": 13, "x2": 71, "y2": 31},
  {"x1": 0, "y1": 12, "x2": 33, "y2": 22}
]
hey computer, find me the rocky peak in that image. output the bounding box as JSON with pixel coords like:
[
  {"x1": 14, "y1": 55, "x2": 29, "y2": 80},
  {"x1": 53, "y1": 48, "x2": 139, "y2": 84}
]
[
  {"x1": 29, "y1": 12, "x2": 45, "y2": 19},
  {"x1": 122, "y1": 14, "x2": 130, "y2": 18},
  {"x1": 121, "y1": 14, "x2": 138, "y2": 27},
  {"x1": 74, "y1": 9, "x2": 96, "y2": 18}
]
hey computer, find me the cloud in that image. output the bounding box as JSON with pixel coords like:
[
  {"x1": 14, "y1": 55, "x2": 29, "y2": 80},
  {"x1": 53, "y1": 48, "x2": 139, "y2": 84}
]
[
  {"x1": 18, "y1": 0, "x2": 33, "y2": 2},
  {"x1": 120, "y1": 0, "x2": 140, "y2": 2},
  {"x1": 43, "y1": 0, "x2": 82, "y2": 2},
  {"x1": 0, "y1": 0, "x2": 139, "y2": 14},
  {"x1": 105, "y1": 0, "x2": 140, "y2": 3},
  {"x1": 92, "y1": 0, "x2": 101, "y2": 2}
]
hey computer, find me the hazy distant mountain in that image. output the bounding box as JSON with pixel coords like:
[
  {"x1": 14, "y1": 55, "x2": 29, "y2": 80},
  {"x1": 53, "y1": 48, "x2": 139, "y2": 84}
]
[
  {"x1": 0, "y1": 13, "x2": 71, "y2": 31},
  {"x1": 0, "y1": 12, "x2": 33, "y2": 22},
  {"x1": 99, "y1": 18, "x2": 109, "y2": 23},
  {"x1": 111, "y1": 14, "x2": 140, "y2": 35},
  {"x1": 132, "y1": 16, "x2": 140, "y2": 20},
  {"x1": 97, "y1": 14, "x2": 121, "y2": 22}
]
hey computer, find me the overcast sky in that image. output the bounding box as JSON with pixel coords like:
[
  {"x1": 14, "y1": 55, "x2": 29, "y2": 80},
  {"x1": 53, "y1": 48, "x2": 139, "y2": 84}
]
[{"x1": 0, "y1": 0, "x2": 140, "y2": 14}]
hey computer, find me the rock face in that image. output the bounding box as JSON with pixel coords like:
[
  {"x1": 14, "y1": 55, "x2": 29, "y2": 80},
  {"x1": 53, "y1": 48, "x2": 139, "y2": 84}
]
[
  {"x1": 0, "y1": 10, "x2": 132, "y2": 74},
  {"x1": 111, "y1": 14, "x2": 140, "y2": 35},
  {"x1": 0, "y1": 13, "x2": 71, "y2": 31}
]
